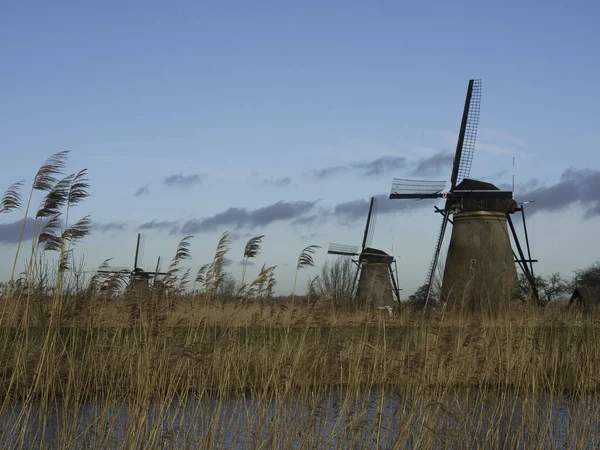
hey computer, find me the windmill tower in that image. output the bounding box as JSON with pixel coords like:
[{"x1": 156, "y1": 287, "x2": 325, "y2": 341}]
[
  {"x1": 97, "y1": 233, "x2": 167, "y2": 294},
  {"x1": 389, "y1": 79, "x2": 539, "y2": 311},
  {"x1": 327, "y1": 197, "x2": 401, "y2": 310}
]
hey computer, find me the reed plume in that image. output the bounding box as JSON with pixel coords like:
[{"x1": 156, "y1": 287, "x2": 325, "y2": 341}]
[
  {"x1": 291, "y1": 244, "x2": 321, "y2": 306},
  {"x1": 9, "y1": 151, "x2": 69, "y2": 293},
  {"x1": 204, "y1": 231, "x2": 231, "y2": 296},
  {"x1": 163, "y1": 236, "x2": 194, "y2": 293},
  {"x1": 241, "y1": 235, "x2": 265, "y2": 288},
  {"x1": 0, "y1": 181, "x2": 24, "y2": 213}
]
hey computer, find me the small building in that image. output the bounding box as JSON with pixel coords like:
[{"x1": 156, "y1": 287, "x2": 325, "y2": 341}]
[{"x1": 569, "y1": 286, "x2": 600, "y2": 311}]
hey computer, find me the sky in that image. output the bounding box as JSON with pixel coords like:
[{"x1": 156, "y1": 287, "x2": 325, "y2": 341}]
[{"x1": 1, "y1": 0, "x2": 599, "y2": 297}]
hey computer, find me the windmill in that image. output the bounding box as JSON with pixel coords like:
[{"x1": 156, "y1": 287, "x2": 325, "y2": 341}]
[
  {"x1": 327, "y1": 197, "x2": 401, "y2": 310},
  {"x1": 389, "y1": 79, "x2": 539, "y2": 310},
  {"x1": 97, "y1": 233, "x2": 167, "y2": 293}
]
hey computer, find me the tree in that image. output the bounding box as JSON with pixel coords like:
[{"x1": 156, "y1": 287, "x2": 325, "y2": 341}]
[
  {"x1": 407, "y1": 283, "x2": 429, "y2": 308},
  {"x1": 573, "y1": 261, "x2": 600, "y2": 288},
  {"x1": 313, "y1": 257, "x2": 355, "y2": 304},
  {"x1": 518, "y1": 272, "x2": 569, "y2": 304}
]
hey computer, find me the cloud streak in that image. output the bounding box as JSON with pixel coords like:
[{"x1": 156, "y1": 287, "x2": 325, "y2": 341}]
[
  {"x1": 134, "y1": 184, "x2": 150, "y2": 197},
  {"x1": 410, "y1": 151, "x2": 453, "y2": 177},
  {"x1": 311, "y1": 156, "x2": 406, "y2": 180},
  {"x1": 333, "y1": 194, "x2": 435, "y2": 222},
  {"x1": 518, "y1": 168, "x2": 600, "y2": 218},
  {"x1": 180, "y1": 200, "x2": 319, "y2": 234},
  {"x1": 262, "y1": 177, "x2": 292, "y2": 187},
  {"x1": 163, "y1": 173, "x2": 205, "y2": 188},
  {"x1": 138, "y1": 220, "x2": 179, "y2": 233},
  {"x1": 94, "y1": 221, "x2": 128, "y2": 233},
  {"x1": 0, "y1": 217, "x2": 52, "y2": 244}
]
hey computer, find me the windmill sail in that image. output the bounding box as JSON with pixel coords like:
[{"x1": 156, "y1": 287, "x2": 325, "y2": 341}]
[
  {"x1": 423, "y1": 211, "x2": 451, "y2": 305},
  {"x1": 389, "y1": 179, "x2": 447, "y2": 199},
  {"x1": 365, "y1": 197, "x2": 378, "y2": 249},
  {"x1": 450, "y1": 79, "x2": 481, "y2": 189},
  {"x1": 361, "y1": 197, "x2": 377, "y2": 251},
  {"x1": 327, "y1": 243, "x2": 359, "y2": 256}
]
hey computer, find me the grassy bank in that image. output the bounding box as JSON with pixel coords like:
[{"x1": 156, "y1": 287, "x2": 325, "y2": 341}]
[{"x1": 0, "y1": 295, "x2": 599, "y2": 448}]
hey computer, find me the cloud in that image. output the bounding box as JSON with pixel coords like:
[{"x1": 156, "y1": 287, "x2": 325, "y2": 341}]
[
  {"x1": 0, "y1": 218, "x2": 38, "y2": 244},
  {"x1": 138, "y1": 220, "x2": 179, "y2": 233},
  {"x1": 312, "y1": 165, "x2": 349, "y2": 180},
  {"x1": 237, "y1": 259, "x2": 256, "y2": 266},
  {"x1": 311, "y1": 156, "x2": 406, "y2": 180},
  {"x1": 261, "y1": 177, "x2": 292, "y2": 187},
  {"x1": 163, "y1": 173, "x2": 205, "y2": 188},
  {"x1": 410, "y1": 151, "x2": 453, "y2": 177},
  {"x1": 333, "y1": 193, "x2": 435, "y2": 222},
  {"x1": 359, "y1": 156, "x2": 406, "y2": 177},
  {"x1": 134, "y1": 184, "x2": 151, "y2": 197},
  {"x1": 223, "y1": 258, "x2": 234, "y2": 267},
  {"x1": 94, "y1": 221, "x2": 128, "y2": 233},
  {"x1": 180, "y1": 200, "x2": 319, "y2": 234},
  {"x1": 518, "y1": 168, "x2": 600, "y2": 218}
]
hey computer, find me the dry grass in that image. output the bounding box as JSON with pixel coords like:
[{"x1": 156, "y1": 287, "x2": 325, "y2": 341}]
[{"x1": 1, "y1": 152, "x2": 599, "y2": 448}]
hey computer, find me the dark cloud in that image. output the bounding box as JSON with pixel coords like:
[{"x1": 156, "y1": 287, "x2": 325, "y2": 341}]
[
  {"x1": 163, "y1": 173, "x2": 205, "y2": 188},
  {"x1": 223, "y1": 258, "x2": 234, "y2": 267},
  {"x1": 138, "y1": 220, "x2": 179, "y2": 233},
  {"x1": 333, "y1": 193, "x2": 435, "y2": 222},
  {"x1": 359, "y1": 156, "x2": 406, "y2": 177},
  {"x1": 262, "y1": 177, "x2": 292, "y2": 187},
  {"x1": 237, "y1": 260, "x2": 256, "y2": 266},
  {"x1": 311, "y1": 156, "x2": 406, "y2": 180},
  {"x1": 518, "y1": 168, "x2": 600, "y2": 218},
  {"x1": 411, "y1": 151, "x2": 453, "y2": 177},
  {"x1": 180, "y1": 200, "x2": 318, "y2": 234},
  {"x1": 94, "y1": 221, "x2": 127, "y2": 233},
  {"x1": 312, "y1": 165, "x2": 349, "y2": 180},
  {"x1": 0, "y1": 217, "x2": 50, "y2": 244},
  {"x1": 134, "y1": 184, "x2": 151, "y2": 197}
]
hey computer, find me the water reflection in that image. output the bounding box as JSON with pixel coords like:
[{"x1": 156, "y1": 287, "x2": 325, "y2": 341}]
[{"x1": 1, "y1": 390, "x2": 598, "y2": 449}]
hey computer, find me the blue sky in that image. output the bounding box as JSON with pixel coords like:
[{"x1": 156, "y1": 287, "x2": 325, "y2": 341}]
[{"x1": 1, "y1": 0, "x2": 599, "y2": 296}]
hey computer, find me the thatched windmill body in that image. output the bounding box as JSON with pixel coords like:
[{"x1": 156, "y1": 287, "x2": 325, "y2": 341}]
[
  {"x1": 328, "y1": 197, "x2": 401, "y2": 309},
  {"x1": 97, "y1": 233, "x2": 166, "y2": 293},
  {"x1": 389, "y1": 79, "x2": 539, "y2": 310}
]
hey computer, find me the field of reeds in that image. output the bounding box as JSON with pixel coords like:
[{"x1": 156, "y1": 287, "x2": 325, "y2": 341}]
[{"x1": 1, "y1": 152, "x2": 600, "y2": 448}]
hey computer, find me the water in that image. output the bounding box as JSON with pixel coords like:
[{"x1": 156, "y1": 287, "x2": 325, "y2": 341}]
[{"x1": 1, "y1": 391, "x2": 598, "y2": 449}]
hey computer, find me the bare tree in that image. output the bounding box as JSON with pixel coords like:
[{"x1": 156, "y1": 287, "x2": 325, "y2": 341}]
[{"x1": 314, "y1": 257, "x2": 355, "y2": 304}]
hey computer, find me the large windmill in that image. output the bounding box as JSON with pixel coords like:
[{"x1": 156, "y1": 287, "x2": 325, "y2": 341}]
[
  {"x1": 327, "y1": 197, "x2": 401, "y2": 309},
  {"x1": 97, "y1": 233, "x2": 167, "y2": 293},
  {"x1": 389, "y1": 79, "x2": 538, "y2": 310}
]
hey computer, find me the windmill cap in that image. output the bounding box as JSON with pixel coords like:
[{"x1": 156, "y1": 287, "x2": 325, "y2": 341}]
[{"x1": 455, "y1": 178, "x2": 501, "y2": 191}]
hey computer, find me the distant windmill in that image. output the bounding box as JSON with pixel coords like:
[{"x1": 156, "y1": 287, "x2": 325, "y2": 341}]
[
  {"x1": 389, "y1": 79, "x2": 538, "y2": 310},
  {"x1": 97, "y1": 233, "x2": 167, "y2": 293},
  {"x1": 327, "y1": 197, "x2": 401, "y2": 309}
]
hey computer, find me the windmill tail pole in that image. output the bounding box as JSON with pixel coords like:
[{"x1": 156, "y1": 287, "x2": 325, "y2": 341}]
[
  {"x1": 507, "y1": 214, "x2": 540, "y2": 305},
  {"x1": 520, "y1": 206, "x2": 535, "y2": 278}
]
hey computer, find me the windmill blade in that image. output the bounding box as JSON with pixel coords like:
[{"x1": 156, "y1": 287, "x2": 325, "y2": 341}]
[
  {"x1": 97, "y1": 266, "x2": 131, "y2": 274},
  {"x1": 133, "y1": 233, "x2": 142, "y2": 269},
  {"x1": 365, "y1": 197, "x2": 378, "y2": 249},
  {"x1": 389, "y1": 179, "x2": 447, "y2": 199},
  {"x1": 449, "y1": 79, "x2": 482, "y2": 190},
  {"x1": 327, "y1": 243, "x2": 359, "y2": 256},
  {"x1": 424, "y1": 205, "x2": 452, "y2": 306},
  {"x1": 361, "y1": 197, "x2": 377, "y2": 251}
]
